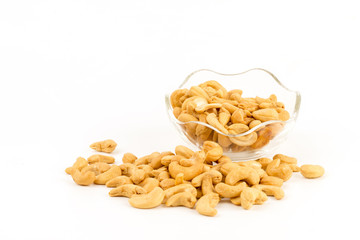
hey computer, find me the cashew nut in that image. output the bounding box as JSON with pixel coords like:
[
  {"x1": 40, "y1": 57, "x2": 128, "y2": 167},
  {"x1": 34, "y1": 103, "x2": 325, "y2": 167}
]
[
  {"x1": 149, "y1": 151, "x2": 174, "y2": 169},
  {"x1": 273, "y1": 154, "x2": 297, "y2": 165},
  {"x1": 252, "y1": 109, "x2": 279, "y2": 122},
  {"x1": 260, "y1": 176, "x2": 283, "y2": 187},
  {"x1": 130, "y1": 169, "x2": 146, "y2": 184},
  {"x1": 188, "y1": 86, "x2": 210, "y2": 101},
  {"x1": 168, "y1": 151, "x2": 205, "y2": 180},
  {"x1": 157, "y1": 171, "x2": 170, "y2": 182},
  {"x1": 170, "y1": 88, "x2": 188, "y2": 108},
  {"x1": 300, "y1": 165, "x2": 325, "y2": 179},
  {"x1": 65, "y1": 157, "x2": 88, "y2": 175},
  {"x1": 195, "y1": 103, "x2": 222, "y2": 113},
  {"x1": 266, "y1": 159, "x2": 292, "y2": 181},
  {"x1": 90, "y1": 139, "x2": 117, "y2": 153},
  {"x1": 139, "y1": 177, "x2": 160, "y2": 193},
  {"x1": 257, "y1": 157, "x2": 272, "y2": 169},
  {"x1": 225, "y1": 166, "x2": 252, "y2": 185},
  {"x1": 253, "y1": 184, "x2": 284, "y2": 200},
  {"x1": 165, "y1": 192, "x2": 197, "y2": 208},
  {"x1": 129, "y1": 187, "x2": 165, "y2": 209},
  {"x1": 94, "y1": 165, "x2": 122, "y2": 185},
  {"x1": 135, "y1": 152, "x2": 160, "y2": 166},
  {"x1": 159, "y1": 178, "x2": 176, "y2": 190},
  {"x1": 215, "y1": 182, "x2": 247, "y2": 198},
  {"x1": 218, "y1": 109, "x2": 231, "y2": 126},
  {"x1": 203, "y1": 141, "x2": 223, "y2": 162},
  {"x1": 195, "y1": 193, "x2": 220, "y2": 217},
  {"x1": 109, "y1": 184, "x2": 146, "y2": 198},
  {"x1": 175, "y1": 173, "x2": 186, "y2": 185},
  {"x1": 87, "y1": 154, "x2": 115, "y2": 164},
  {"x1": 81, "y1": 162, "x2": 111, "y2": 175},
  {"x1": 201, "y1": 174, "x2": 215, "y2": 195},
  {"x1": 119, "y1": 163, "x2": 136, "y2": 177},
  {"x1": 206, "y1": 113, "x2": 229, "y2": 134},
  {"x1": 106, "y1": 176, "x2": 132, "y2": 188},
  {"x1": 122, "y1": 153, "x2": 137, "y2": 164},
  {"x1": 231, "y1": 109, "x2": 246, "y2": 124},
  {"x1": 163, "y1": 184, "x2": 197, "y2": 203},
  {"x1": 191, "y1": 170, "x2": 222, "y2": 187},
  {"x1": 175, "y1": 145, "x2": 194, "y2": 159},
  {"x1": 232, "y1": 187, "x2": 267, "y2": 210},
  {"x1": 71, "y1": 169, "x2": 95, "y2": 186}
]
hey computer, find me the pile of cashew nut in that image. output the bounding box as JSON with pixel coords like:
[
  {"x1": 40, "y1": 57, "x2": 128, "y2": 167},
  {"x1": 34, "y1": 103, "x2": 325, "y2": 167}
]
[
  {"x1": 170, "y1": 80, "x2": 290, "y2": 152},
  {"x1": 65, "y1": 139, "x2": 325, "y2": 217}
]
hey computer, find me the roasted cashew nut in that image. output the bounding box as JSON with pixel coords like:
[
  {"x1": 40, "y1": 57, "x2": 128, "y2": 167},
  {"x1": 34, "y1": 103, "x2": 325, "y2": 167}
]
[
  {"x1": 94, "y1": 165, "x2": 122, "y2": 185},
  {"x1": 201, "y1": 174, "x2": 215, "y2": 195},
  {"x1": 149, "y1": 151, "x2": 174, "y2": 169},
  {"x1": 202, "y1": 141, "x2": 223, "y2": 163},
  {"x1": 106, "y1": 176, "x2": 132, "y2": 188},
  {"x1": 109, "y1": 184, "x2": 146, "y2": 198},
  {"x1": 122, "y1": 153, "x2": 137, "y2": 164},
  {"x1": 215, "y1": 182, "x2": 247, "y2": 198},
  {"x1": 81, "y1": 162, "x2": 111, "y2": 175},
  {"x1": 71, "y1": 169, "x2": 95, "y2": 186},
  {"x1": 87, "y1": 154, "x2": 115, "y2": 164},
  {"x1": 65, "y1": 157, "x2": 88, "y2": 175},
  {"x1": 90, "y1": 139, "x2": 117, "y2": 153},
  {"x1": 170, "y1": 88, "x2": 188, "y2": 108},
  {"x1": 139, "y1": 178, "x2": 160, "y2": 193},
  {"x1": 191, "y1": 170, "x2": 222, "y2": 187},
  {"x1": 129, "y1": 187, "x2": 165, "y2": 209},
  {"x1": 175, "y1": 145, "x2": 194, "y2": 158},
  {"x1": 231, "y1": 187, "x2": 267, "y2": 210},
  {"x1": 253, "y1": 184, "x2": 284, "y2": 200},
  {"x1": 162, "y1": 184, "x2": 197, "y2": 203},
  {"x1": 196, "y1": 193, "x2": 220, "y2": 217},
  {"x1": 165, "y1": 192, "x2": 197, "y2": 208},
  {"x1": 168, "y1": 151, "x2": 205, "y2": 180}
]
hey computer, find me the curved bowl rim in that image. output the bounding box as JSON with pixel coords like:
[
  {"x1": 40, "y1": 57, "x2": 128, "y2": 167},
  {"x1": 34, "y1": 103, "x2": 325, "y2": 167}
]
[{"x1": 165, "y1": 68, "x2": 301, "y2": 137}]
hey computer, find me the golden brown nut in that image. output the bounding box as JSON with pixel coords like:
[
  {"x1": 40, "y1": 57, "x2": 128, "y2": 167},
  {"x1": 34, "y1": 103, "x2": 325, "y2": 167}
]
[
  {"x1": 300, "y1": 165, "x2": 325, "y2": 179},
  {"x1": 90, "y1": 139, "x2": 117, "y2": 153},
  {"x1": 87, "y1": 154, "x2": 115, "y2": 164}
]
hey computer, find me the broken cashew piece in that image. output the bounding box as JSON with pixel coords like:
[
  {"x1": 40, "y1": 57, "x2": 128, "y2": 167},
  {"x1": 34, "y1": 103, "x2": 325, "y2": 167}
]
[
  {"x1": 90, "y1": 139, "x2": 117, "y2": 153},
  {"x1": 129, "y1": 187, "x2": 165, "y2": 209},
  {"x1": 122, "y1": 153, "x2": 137, "y2": 164},
  {"x1": 109, "y1": 184, "x2": 146, "y2": 198},
  {"x1": 87, "y1": 154, "x2": 115, "y2": 164},
  {"x1": 300, "y1": 165, "x2": 325, "y2": 179}
]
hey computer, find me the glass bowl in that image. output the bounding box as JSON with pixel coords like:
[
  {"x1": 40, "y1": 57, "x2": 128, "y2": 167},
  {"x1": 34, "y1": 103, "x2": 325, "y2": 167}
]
[{"x1": 165, "y1": 68, "x2": 301, "y2": 161}]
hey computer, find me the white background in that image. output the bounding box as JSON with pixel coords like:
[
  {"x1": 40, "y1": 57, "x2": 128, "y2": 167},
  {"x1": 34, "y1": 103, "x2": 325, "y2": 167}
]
[{"x1": 0, "y1": 1, "x2": 359, "y2": 239}]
